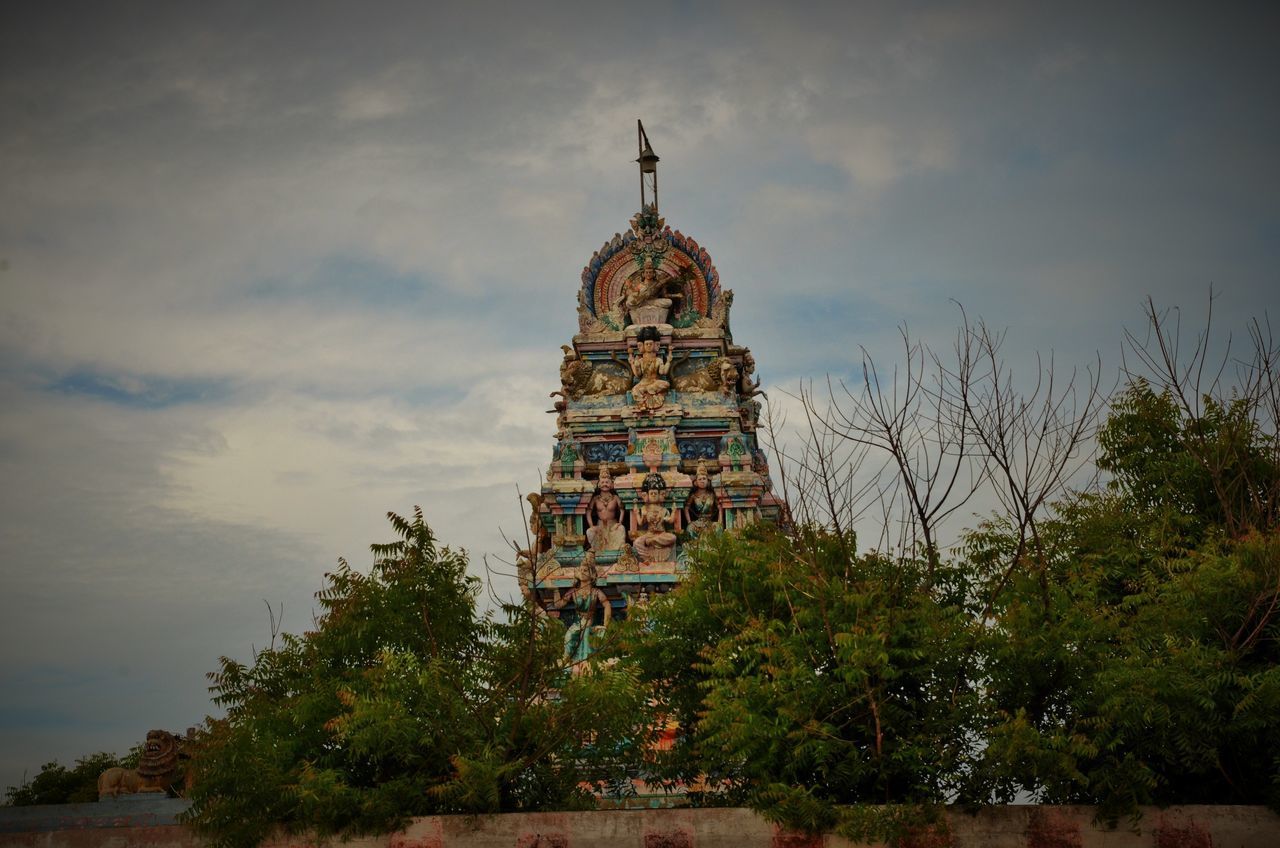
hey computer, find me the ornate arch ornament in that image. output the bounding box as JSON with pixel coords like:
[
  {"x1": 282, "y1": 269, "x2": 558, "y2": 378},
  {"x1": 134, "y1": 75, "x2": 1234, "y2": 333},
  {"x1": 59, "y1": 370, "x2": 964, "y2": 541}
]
[{"x1": 579, "y1": 210, "x2": 723, "y2": 329}]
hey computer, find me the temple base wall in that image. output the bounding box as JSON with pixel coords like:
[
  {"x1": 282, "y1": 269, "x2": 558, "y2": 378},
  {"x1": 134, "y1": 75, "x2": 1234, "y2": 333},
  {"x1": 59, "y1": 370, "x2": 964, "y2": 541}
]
[{"x1": 3, "y1": 803, "x2": 1278, "y2": 848}]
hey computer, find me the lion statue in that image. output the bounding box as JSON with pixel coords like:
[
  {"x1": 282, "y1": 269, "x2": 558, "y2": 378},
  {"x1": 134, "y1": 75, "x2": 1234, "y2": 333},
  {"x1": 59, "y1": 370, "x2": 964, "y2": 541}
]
[
  {"x1": 673, "y1": 356, "x2": 738, "y2": 395},
  {"x1": 98, "y1": 729, "x2": 187, "y2": 799},
  {"x1": 554, "y1": 353, "x2": 632, "y2": 400}
]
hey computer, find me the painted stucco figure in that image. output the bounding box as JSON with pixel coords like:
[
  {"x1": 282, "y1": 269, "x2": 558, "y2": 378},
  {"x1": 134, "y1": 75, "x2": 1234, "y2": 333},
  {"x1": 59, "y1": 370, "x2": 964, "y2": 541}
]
[
  {"x1": 633, "y1": 473, "x2": 678, "y2": 562},
  {"x1": 555, "y1": 348, "x2": 631, "y2": 401},
  {"x1": 629, "y1": 326, "x2": 672, "y2": 411},
  {"x1": 673, "y1": 355, "x2": 736, "y2": 394},
  {"x1": 560, "y1": 553, "x2": 611, "y2": 663},
  {"x1": 586, "y1": 466, "x2": 627, "y2": 552},
  {"x1": 683, "y1": 460, "x2": 721, "y2": 537}
]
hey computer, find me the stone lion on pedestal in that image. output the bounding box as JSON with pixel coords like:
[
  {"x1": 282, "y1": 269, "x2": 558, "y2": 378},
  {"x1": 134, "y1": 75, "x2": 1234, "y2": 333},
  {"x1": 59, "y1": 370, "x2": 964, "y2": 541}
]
[
  {"x1": 673, "y1": 356, "x2": 738, "y2": 395},
  {"x1": 555, "y1": 351, "x2": 632, "y2": 400},
  {"x1": 98, "y1": 729, "x2": 187, "y2": 799}
]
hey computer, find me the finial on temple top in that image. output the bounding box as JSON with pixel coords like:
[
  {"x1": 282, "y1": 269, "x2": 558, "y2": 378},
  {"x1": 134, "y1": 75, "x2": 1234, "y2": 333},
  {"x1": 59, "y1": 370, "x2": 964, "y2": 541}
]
[{"x1": 637, "y1": 119, "x2": 659, "y2": 213}]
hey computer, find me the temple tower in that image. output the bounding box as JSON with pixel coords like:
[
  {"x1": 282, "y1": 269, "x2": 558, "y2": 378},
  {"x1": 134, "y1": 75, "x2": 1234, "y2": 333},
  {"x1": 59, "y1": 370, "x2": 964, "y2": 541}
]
[{"x1": 521, "y1": 123, "x2": 781, "y2": 661}]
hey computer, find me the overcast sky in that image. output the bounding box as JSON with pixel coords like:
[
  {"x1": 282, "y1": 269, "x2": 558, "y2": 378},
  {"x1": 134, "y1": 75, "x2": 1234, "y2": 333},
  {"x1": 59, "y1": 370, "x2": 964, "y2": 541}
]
[{"x1": 2, "y1": 1, "x2": 1277, "y2": 792}]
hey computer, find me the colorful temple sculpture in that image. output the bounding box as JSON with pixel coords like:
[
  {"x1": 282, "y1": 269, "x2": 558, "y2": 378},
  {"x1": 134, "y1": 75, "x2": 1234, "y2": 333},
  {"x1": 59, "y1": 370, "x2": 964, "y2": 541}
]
[{"x1": 520, "y1": 123, "x2": 781, "y2": 661}]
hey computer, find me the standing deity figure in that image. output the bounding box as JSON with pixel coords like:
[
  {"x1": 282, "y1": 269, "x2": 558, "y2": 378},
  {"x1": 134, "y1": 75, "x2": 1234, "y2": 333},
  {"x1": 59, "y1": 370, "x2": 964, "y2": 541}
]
[
  {"x1": 560, "y1": 552, "x2": 611, "y2": 663},
  {"x1": 633, "y1": 473, "x2": 678, "y2": 563},
  {"x1": 739, "y1": 351, "x2": 763, "y2": 397},
  {"x1": 516, "y1": 493, "x2": 554, "y2": 601},
  {"x1": 629, "y1": 326, "x2": 673, "y2": 411},
  {"x1": 586, "y1": 466, "x2": 627, "y2": 552},
  {"x1": 683, "y1": 460, "x2": 721, "y2": 537}
]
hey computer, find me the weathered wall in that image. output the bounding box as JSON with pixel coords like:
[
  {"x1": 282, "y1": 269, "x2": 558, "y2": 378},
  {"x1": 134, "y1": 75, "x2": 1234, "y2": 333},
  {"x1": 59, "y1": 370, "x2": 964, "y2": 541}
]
[{"x1": 2, "y1": 803, "x2": 1278, "y2": 848}]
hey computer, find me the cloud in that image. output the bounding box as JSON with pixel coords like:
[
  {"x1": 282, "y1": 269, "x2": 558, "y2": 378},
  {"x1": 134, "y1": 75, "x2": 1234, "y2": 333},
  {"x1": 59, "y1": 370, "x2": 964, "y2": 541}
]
[
  {"x1": 335, "y1": 63, "x2": 429, "y2": 123},
  {"x1": 805, "y1": 120, "x2": 955, "y2": 190}
]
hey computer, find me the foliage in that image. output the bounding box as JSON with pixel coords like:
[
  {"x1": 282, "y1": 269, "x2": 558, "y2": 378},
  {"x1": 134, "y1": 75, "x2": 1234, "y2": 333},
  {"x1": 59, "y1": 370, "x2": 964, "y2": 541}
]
[
  {"x1": 4, "y1": 750, "x2": 139, "y2": 806},
  {"x1": 972, "y1": 378, "x2": 1280, "y2": 816},
  {"x1": 1098, "y1": 378, "x2": 1279, "y2": 539},
  {"x1": 183, "y1": 507, "x2": 646, "y2": 848},
  {"x1": 607, "y1": 364, "x2": 1280, "y2": 829},
  {"x1": 610, "y1": 524, "x2": 982, "y2": 838}
]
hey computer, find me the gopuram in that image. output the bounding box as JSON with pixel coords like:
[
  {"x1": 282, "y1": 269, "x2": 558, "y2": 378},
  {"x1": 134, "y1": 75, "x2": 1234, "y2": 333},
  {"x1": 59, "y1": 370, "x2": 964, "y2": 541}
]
[{"x1": 520, "y1": 123, "x2": 781, "y2": 662}]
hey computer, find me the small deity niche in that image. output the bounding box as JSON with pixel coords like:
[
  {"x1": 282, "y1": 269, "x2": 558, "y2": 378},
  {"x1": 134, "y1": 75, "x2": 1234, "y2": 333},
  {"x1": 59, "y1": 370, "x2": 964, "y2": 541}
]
[
  {"x1": 623, "y1": 204, "x2": 684, "y2": 327},
  {"x1": 682, "y1": 459, "x2": 721, "y2": 537},
  {"x1": 628, "y1": 325, "x2": 673, "y2": 412},
  {"x1": 557, "y1": 551, "x2": 611, "y2": 663},
  {"x1": 585, "y1": 465, "x2": 627, "y2": 553},
  {"x1": 549, "y1": 440, "x2": 584, "y2": 479},
  {"x1": 738, "y1": 350, "x2": 763, "y2": 398},
  {"x1": 624, "y1": 264, "x2": 680, "y2": 326},
  {"x1": 632, "y1": 472, "x2": 678, "y2": 563}
]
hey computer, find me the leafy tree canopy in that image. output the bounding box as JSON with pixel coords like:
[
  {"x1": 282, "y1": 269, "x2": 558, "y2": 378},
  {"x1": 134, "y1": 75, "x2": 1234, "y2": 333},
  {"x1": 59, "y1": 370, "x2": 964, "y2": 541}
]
[
  {"x1": 973, "y1": 377, "x2": 1280, "y2": 818},
  {"x1": 181, "y1": 507, "x2": 645, "y2": 848},
  {"x1": 609, "y1": 525, "x2": 982, "y2": 838},
  {"x1": 4, "y1": 750, "x2": 138, "y2": 806}
]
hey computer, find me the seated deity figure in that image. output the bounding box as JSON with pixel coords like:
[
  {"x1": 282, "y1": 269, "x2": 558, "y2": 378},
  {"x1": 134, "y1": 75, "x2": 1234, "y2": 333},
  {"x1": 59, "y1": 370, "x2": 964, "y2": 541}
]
[
  {"x1": 628, "y1": 325, "x2": 673, "y2": 411},
  {"x1": 585, "y1": 466, "x2": 626, "y2": 552},
  {"x1": 623, "y1": 264, "x2": 683, "y2": 325},
  {"x1": 683, "y1": 460, "x2": 721, "y2": 537},
  {"x1": 632, "y1": 473, "x2": 678, "y2": 563},
  {"x1": 560, "y1": 552, "x2": 611, "y2": 663}
]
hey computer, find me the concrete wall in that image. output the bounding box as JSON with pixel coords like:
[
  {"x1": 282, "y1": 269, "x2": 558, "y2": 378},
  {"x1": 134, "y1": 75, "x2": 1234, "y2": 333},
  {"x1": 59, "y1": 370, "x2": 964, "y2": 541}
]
[{"x1": 2, "y1": 803, "x2": 1278, "y2": 848}]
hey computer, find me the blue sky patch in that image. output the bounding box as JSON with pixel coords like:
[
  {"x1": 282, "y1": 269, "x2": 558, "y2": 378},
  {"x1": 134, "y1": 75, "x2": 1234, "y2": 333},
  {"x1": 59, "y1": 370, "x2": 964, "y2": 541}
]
[{"x1": 50, "y1": 371, "x2": 232, "y2": 409}]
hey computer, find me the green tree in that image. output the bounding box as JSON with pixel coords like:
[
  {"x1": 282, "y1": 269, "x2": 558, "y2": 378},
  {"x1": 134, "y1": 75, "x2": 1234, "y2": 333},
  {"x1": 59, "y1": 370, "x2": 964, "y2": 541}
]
[
  {"x1": 1098, "y1": 378, "x2": 1279, "y2": 540},
  {"x1": 612, "y1": 524, "x2": 982, "y2": 838},
  {"x1": 4, "y1": 751, "x2": 137, "y2": 806},
  {"x1": 183, "y1": 508, "x2": 645, "y2": 848},
  {"x1": 973, "y1": 376, "x2": 1280, "y2": 816}
]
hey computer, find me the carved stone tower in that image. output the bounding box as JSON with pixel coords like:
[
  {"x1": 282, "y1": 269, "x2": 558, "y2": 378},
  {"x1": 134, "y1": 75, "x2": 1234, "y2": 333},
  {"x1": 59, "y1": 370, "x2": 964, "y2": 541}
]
[{"x1": 521, "y1": 126, "x2": 780, "y2": 661}]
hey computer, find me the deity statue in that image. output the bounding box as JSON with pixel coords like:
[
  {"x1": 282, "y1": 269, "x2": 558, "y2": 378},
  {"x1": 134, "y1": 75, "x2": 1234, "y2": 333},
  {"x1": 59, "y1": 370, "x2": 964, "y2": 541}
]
[
  {"x1": 633, "y1": 473, "x2": 678, "y2": 563},
  {"x1": 623, "y1": 204, "x2": 686, "y2": 326},
  {"x1": 585, "y1": 466, "x2": 626, "y2": 552},
  {"x1": 683, "y1": 460, "x2": 721, "y2": 537},
  {"x1": 739, "y1": 350, "x2": 763, "y2": 398},
  {"x1": 559, "y1": 552, "x2": 611, "y2": 663},
  {"x1": 516, "y1": 493, "x2": 553, "y2": 600},
  {"x1": 526, "y1": 492, "x2": 551, "y2": 552},
  {"x1": 623, "y1": 265, "x2": 685, "y2": 325},
  {"x1": 628, "y1": 325, "x2": 673, "y2": 411}
]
